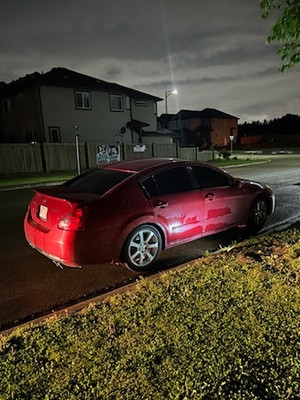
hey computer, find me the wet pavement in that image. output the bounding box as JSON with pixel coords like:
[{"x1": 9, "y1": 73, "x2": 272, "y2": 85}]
[{"x1": 0, "y1": 155, "x2": 299, "y2": 330}]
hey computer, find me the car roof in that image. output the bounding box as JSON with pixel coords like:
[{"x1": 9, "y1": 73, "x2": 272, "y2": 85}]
[{"x1": 100, "y1": 158, "x2": 182, "y2": 173}]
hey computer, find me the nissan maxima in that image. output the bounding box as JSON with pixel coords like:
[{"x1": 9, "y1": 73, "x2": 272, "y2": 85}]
[{"x1": 24, "y1": 158, "x2": 275, "y2": 271}]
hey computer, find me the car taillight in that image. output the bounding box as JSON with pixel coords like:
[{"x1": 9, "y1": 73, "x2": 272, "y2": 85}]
[{"x1": 58, "y1": 207, "x2": 87, "y2": 231}]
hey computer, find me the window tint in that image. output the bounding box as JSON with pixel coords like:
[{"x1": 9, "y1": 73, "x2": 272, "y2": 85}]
[
  {"x1": 63, "y1": 168, "x2": 132, "y2": 195},
  {"x1": 153, "y1": 166, "x2": 194, "y2": 195},
  {"x1": 141, "y1": 176, "x2": 158, "y2": 197},
  {"x1": 191, "y1": 166, "x2": 231, "y2": 189}
]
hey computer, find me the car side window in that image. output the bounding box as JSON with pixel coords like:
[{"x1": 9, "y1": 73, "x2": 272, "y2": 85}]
[
  {"x1": 154, "y1": 166, "x2": 194, "y2": 195},
  {"x1": 191, "y1": 165, "x2": 231, "y2": 189},
  {"x1": 141, "y1": 166, "x2": 194, "y2": 197},
  {"x1": 141, "y1": 176, "x2": 158, "y2": 197}
]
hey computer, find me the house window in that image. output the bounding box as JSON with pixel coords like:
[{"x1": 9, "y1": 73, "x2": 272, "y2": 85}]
[
  {"x1": 154, "y1": 103, "x2": 157, "y2": 114},
  {"x1": 135, "y1": 100, "x2": 148, "y2": 107},
  {"x1": 75, "y1": 91, "x2": 91, "y2": 110},
  {"x1": 110, "y1": 95, "x2": 123, "y2": 111},
  {"x1": 126, "y1": 96, "x2": 131, "y2": 110},
  {"x1": 49, "y1": 127, "x2": 61, "y2": 143}
]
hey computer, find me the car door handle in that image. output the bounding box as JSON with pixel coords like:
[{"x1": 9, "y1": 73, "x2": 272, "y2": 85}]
[
  {"x1": 153, "y1": 200, "x2": 169, "y2": 208},
  {"x1": 205, "y1": 193, "x2": 215, "y2": 201}
]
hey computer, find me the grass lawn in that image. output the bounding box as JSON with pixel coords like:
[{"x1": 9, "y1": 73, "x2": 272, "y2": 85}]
[
  {"x1": 0, "y1": 171, "x2": 77, "y2": 188},
  {"x1": 0, "y1": 228, "x2": 299, "y2": 399}
]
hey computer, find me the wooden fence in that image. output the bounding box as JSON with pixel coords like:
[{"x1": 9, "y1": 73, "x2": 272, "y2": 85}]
[{"x1": 0, "y1": 143, "x2": 213, "y2": 174}]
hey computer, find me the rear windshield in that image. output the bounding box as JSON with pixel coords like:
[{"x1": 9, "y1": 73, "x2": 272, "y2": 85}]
[{"x1": 63, "y1": 168, "x2": 132, "y2": 195}]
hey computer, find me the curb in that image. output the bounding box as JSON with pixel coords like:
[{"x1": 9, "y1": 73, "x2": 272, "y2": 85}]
[{"x1": 222, "y1": 159, "x2": 271, "y2": 169}]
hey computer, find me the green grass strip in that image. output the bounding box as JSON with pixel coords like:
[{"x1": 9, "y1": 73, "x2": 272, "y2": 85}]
[
  {"x1": 0, "y1": 229, "x2": 299, "y2": 399},
  {"x1": 0, "y1": 171, "x2": 77, "y2": 188}
]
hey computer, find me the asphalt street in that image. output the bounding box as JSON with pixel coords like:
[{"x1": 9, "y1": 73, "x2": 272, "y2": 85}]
[{"x1": 0, "y1": 155, "x2": 299, "y2": 330}]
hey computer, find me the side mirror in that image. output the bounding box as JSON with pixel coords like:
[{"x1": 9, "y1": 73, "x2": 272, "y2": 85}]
[{"x1": 235, "y1": 179, "x2": 243, "y2": 189}]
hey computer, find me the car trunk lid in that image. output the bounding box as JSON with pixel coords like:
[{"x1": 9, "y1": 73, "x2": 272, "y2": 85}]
[{"x1": 29, "y1": 186, "x2": 98, "y2": 230}]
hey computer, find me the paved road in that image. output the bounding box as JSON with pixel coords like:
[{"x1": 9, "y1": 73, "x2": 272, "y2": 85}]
[{"x1": 0, "y1": 155, "x2": 299, "y2": 329}]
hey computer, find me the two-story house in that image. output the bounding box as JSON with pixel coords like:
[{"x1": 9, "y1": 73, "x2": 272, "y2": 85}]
[
  {"x1": 159, "y1": 108, "x2": 239, "y2": 148},
  {"x1": 0, "y1": 67, "x2": 162, "y2": 144}
]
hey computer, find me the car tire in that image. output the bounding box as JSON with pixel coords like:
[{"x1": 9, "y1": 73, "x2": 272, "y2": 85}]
[
  {"x1": 248, "y1": 197, "x2": 268, "y2": 233},
  {"x1": 122, "y1": 225, "x2": 162, "y2": 272}
]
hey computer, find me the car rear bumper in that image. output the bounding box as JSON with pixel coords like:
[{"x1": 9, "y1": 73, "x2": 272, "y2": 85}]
[
  {"x1": 24, "y1": 211, "x2": 116, "y2": 267},
  {"x1": 24, "y1": 211, "x2": 81, "y2": 267}
]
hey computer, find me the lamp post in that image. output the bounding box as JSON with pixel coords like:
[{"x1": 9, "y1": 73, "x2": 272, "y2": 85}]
[
  {"x1": 74, "y1": 125, "x2": 81, "y2": 175},
  {"x1": 165, "y1": 88, "x2": 178, "y2": 114}
]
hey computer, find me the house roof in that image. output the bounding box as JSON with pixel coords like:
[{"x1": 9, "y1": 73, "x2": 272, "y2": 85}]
[
  {"x1": 158, "y1": 113, "x2": 176, "y2": 121},
  {"x1": 0, "y1": 67, "x2": 162, "y2": 101},
  {"x1": 177, "y1": 108, "x2": 239, "y2": 120}
]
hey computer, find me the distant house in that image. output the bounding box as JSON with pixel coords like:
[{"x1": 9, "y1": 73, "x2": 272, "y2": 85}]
[
  {"x1": 0, "y1": 67, "x2": 162, "y2": 144},
  {"x1": 159, "y1": 108, "x2": 239, "y2": 148}
]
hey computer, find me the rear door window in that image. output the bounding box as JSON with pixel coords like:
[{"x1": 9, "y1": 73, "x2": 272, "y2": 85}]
[{"x1": 63, "y1": 168, "x2": 132, "y2": 195}]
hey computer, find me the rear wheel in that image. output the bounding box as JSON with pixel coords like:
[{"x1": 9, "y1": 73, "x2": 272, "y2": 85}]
[
  {"x1": 122, "y1": 225, "x2": 162, "y2": 271},
  {"x1": 248, "y1": 197, "x2": 268, "y2": 233}
]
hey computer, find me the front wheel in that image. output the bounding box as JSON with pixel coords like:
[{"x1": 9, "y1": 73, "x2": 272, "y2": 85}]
[
  {"x1": 122, "y1": 225, "x2": 162, "y2": 272},
  {"x1": 248, "y1": 197, "x2": 268, "y2": 233}
]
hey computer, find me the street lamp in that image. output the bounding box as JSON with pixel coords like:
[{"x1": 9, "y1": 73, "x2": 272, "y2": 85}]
[
  {"x1": 74, "y1": 125, "x2": 81, "y2": 175},
  {"x1": 165, "y1": 88, "x2": 178, "y2": 114}
]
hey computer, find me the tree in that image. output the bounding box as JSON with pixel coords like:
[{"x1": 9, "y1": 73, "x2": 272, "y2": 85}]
[{"x1": 261, "y1": 0, "x2": 300, "y2": 71}]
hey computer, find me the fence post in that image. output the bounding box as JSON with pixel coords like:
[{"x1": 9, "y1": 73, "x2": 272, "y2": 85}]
[
  {"x1": 152, "y1": 142, "x2": 156, "y2": 158},
  {"x1": 121, "y1": 142, "x2": 127, "y2": 161},
  {"x1": 40, "y1": 143, "x2": 48, "y2": 173},
  {"x1": 176, "y1": 142, "x2": 180, "y2": 158},
  {"x1": 84, "y1": 142, "x2": 89, "y2": 170}
]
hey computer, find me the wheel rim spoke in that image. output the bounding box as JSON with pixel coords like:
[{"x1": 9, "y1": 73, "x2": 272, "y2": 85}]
[
  {"x1": 145, "y1": 250, "x2": 154, "y2": 262},
  {"x1": 148, "y1": 242, "x2": 158, "y2": 249},
  {"x1": 131, "y1": 250, "x2": 140, "y2": 260},
  {"x1": 139, "y1": 232, "x2": 144, "y2": 245},
  {"x1": 145, "y1": 231, "x2": 154, "y2": 243}
]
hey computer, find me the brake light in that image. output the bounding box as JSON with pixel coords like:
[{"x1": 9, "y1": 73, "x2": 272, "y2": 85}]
[{"x1": 58, "y1": 208, "x2": 87, "y2": 231}]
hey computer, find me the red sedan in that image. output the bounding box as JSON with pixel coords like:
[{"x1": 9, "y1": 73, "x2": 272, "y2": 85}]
[{"x1": 24, "y1": 158, "x2": 275, "y2": 271}]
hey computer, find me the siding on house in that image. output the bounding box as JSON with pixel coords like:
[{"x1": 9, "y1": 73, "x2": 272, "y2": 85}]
[
  {"x1": 159, "y1": 108, "x2": 239, "y2": 147},
  {"x1": 40, "y1": 86, "x2": 133, "y2": 144},
  {"x1": 0, "y1": 87, "x2": 43, "y2": 143},
  {"x1": 211, "y1": 118, "x2": 238, "y2": 146},
  {"x1": 0, "y1": 68, "x2": 162, "y2": 144}
]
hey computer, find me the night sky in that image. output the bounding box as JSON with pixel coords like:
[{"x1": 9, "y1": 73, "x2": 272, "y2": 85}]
[{"x1": 1, "y1": 0, "x2": 299, "y2": 122}]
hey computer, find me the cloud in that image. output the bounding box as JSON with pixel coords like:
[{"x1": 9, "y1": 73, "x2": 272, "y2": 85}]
[{"x1": 0, "y1": 0, "x2": 299, "y2": 122}]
